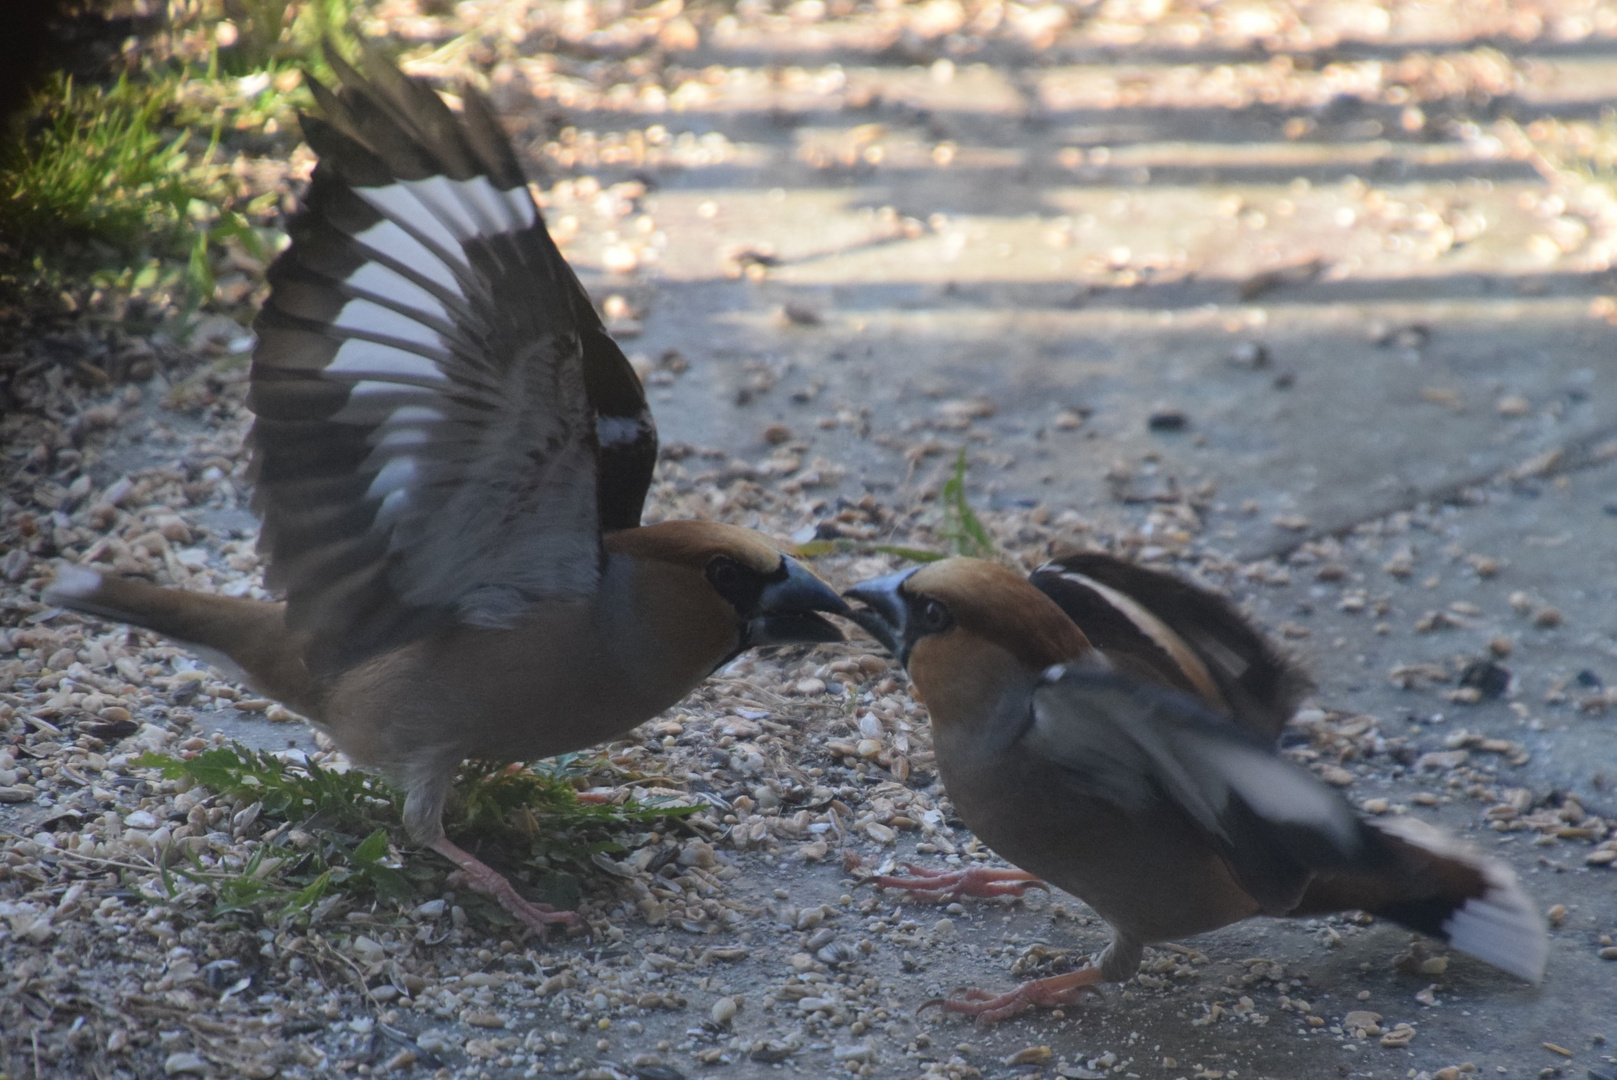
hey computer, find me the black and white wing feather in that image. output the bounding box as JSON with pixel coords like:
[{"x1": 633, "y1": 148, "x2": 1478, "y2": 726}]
[
  {"x1": 248, "y1": 48, "x2": 656, "y2": 671},
  {"x1": 1025, "y1": 665, "x2": 1371, "y2": 914},
  {"x1": 1031, "y1": 553, "x2": 1310, "y2": 740}
]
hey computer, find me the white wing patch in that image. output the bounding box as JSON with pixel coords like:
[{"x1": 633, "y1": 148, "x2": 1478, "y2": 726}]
[
  {"x1": 248, "y1": 66, "x2": 626, "y2": 668},
  {"x1": 384, "y1": 404, "x2": 446, "y2": 426},
  {"x1": 328, "y1": 339, "x2": 446, "y2": 381},
  {"x1": 365, "y1": 455, "x2": 418, "y2": 502},
  {"x1": 1196, "y1": 739, "x2": 1360, "y2": 852},
  {"x1": 342, "y1": 380, "x2": 440, "y2": 401},
  {"x1": 357, "y1": 176, "x2": 537, "y2": 250},
  {"x1": 352, "y1": 219, "x2": 463, "y2": 294},
  {"x1": 405, "y1": 175, "x2": 482, "y2": 239},
  {"x1": 415, "y1": 175, "x2": 537, "y2": 234},
  {"x1": 331, "y1": 382, "x2": 443, "y2": 427},
  {"x1": 337, "y1": 179, "x2": 600, "y2": 619},
  {"x1": 376, "y1": 485, "x2": 412, "y2": 525},
  {"x1": 499, "y1": 185, "x2": 540, "y2": 230},
  {"x1": 346, "y1": 177, "x2": 539, "y2": 313},
  {"x1": 356, "y1": 185, "x2": 464, "y2": 255},
  {"x1": 343, "y1": 262, "x2": 451, "y2": 325},
  {"x1": 333, "y1": 298, "x2": 444, "y2": 348},
  {"x1": 373, "y1": 425, "x2": 431, "y2": 450}
]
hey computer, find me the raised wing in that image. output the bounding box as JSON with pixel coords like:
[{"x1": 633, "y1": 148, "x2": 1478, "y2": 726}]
[
  {"x1": 1030, "y1": 552, "x2": 1309, "y2": 741},
  {"x1": 1025, "y1": 664, "x2": 1369, "y2": 914},
  {"x1": 248, "y1": 48, "x2": 655, "y2": 672}
]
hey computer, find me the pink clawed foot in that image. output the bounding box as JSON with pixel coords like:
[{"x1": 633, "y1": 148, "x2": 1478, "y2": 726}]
[
  {"x1": 429, "y1": 837, "x2": 586, "y2": 939},
  {"x1": 873, "y1": 862, "x2": 1048, "y2": 903},
  {"x1": 920, "y1": 967, "x2": 1106, "y2": 1025}
]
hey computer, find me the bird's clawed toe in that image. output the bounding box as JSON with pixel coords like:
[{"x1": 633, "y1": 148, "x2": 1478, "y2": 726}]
[
  {"x1": 444, "y1": 868, "x2": 588, "y2": 939},
  {"x1": 873, "y1": 862, "x2": 1048, "y2": 903},
  {"x1": 431, "y1": 837, "x2": 587, "y2": 941},
  {"x1": 920, "y1": 967, "x2": 1106, "y2": 1026}
]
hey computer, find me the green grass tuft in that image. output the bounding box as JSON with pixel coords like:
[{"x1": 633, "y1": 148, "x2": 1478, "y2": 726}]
[
  {"x1": 135, "y1": 743, "x2": 696, "y2": 925},
  {"x1": 0, "y1": 72, "x2": 206, "y2": 254},
  {"x1": 0, "y1": 0, "x2": 369, "y2": 314}
]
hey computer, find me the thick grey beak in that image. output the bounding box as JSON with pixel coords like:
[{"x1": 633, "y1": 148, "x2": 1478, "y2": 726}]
[
  {"x1": 843, "y1": 568, "x2": 918, "y2": 665},
  {"x1": 748, "y1": 557, "x2": 849, "y2": 647}
]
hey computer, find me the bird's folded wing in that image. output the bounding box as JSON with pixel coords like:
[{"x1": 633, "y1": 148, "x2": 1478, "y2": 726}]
[
  {"x1": 247, "y1": 48, "x2": 656, "y2": 671},
  {"x1": 1025, "y1": 667, "x2": 1370, "y2": 913},
  {"x1": 1030, "y1": 554, "x2": 1310, "y2": 740}
]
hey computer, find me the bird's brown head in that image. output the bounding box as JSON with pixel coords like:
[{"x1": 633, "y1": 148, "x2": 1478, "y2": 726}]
[
  {"x1": 844, "y1": 558, "x2": 1091, "y2": 712},
  {"x1": 608, "y1": 521, "x2": 848, "y2": 652}
]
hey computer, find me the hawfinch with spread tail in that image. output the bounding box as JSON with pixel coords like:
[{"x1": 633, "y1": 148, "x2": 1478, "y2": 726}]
[{"x1": 845, "y1": 553, "x2": 1545, "y2": 1022}]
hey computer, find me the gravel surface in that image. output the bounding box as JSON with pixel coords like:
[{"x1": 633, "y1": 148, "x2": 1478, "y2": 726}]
[{"x1": 4, "y1": 1, "x2": 1617, "y2": 1078}]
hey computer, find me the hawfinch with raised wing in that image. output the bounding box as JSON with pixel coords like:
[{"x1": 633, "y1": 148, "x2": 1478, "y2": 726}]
[{"x1": 46, "y1": 49, "x2": 848, "y2": 935}]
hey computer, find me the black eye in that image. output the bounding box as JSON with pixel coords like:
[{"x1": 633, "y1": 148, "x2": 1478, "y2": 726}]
[
  {"x1": 918, "y1": 598, "x2": 950, "y2": 631},
  {"x1": 708, "y1": 557, "x2": 743, "y2": 594}
]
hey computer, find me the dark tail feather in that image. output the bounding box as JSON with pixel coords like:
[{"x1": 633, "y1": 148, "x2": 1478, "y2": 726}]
[
  {"x1": 1293, "y1": 816, "x2": 1546, "y2": 982},
  {"x1": 44, "y1": 565, "x2": 318, "y2": 714}
]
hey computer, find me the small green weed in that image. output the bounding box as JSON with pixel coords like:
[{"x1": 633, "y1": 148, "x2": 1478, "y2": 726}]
[
  {"x1": 939, "y1": 447, "x2": 997, "y2": 558},
  {"x1": 791, "y1": 447, "x2": 996, "y2": 565},
  {"x1": 135, "y1": 743, "x2": 696, "y2": 924}
]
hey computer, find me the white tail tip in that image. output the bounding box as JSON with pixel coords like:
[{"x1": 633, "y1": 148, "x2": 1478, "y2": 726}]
[
  {"x1": 1379, "y1": 816, "x2": 1547, "y2": 982},
  {"x1": 44, "y1": 563, "x2": 105, "y2": 603},
  {"x1": 1443, "y1": 868, "x2": 1548, "y2": 983}
]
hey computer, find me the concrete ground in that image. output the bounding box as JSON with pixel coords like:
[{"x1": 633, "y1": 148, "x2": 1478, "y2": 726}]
[{"x1": 542, "y1": 9, "x2": 1617, "y2": 1077}]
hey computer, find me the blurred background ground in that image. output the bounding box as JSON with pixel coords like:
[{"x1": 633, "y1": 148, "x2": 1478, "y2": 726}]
[{"x1": 2, "y1": 1, "x2": 1616, "y2": 1078}]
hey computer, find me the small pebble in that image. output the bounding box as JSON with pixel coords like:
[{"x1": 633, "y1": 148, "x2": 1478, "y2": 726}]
[
  {"x1": 163, "y1": 1052, "x2": 208, "y2": 1076},
  {"x1": 1495, "y1": 393, "x2": 1531, "y2": 416}
]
